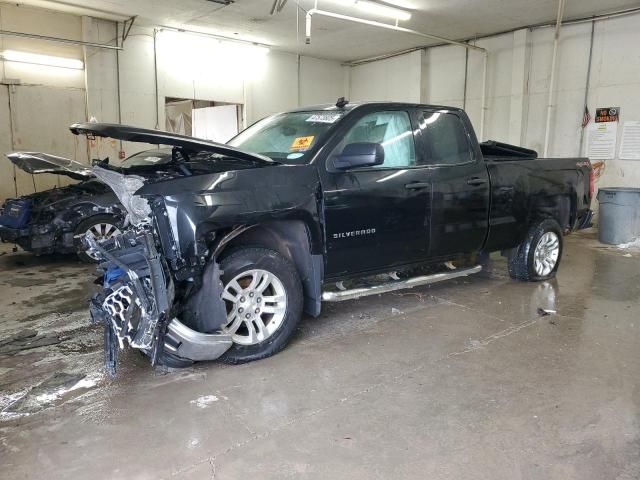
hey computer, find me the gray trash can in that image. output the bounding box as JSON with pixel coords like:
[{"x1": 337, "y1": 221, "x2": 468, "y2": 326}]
[{"x1": 597, "y1": 187, "x2": 640, "y2": 245}]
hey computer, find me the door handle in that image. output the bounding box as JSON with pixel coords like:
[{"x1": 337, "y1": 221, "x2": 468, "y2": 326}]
[
  {"x1": 466, "y1": 177, "x2": 487, "y2": 186},
  {"x1": 405, "y1": 182, "x2": 430, "y2": 190}
]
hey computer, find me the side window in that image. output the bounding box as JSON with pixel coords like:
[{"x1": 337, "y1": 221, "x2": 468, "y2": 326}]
[
  {"x1": 332, "y1": 111, "x2": 416, "y2": 168},
  {"x1": 420, "y1": 112, "x2": 473, "y2": 165}
]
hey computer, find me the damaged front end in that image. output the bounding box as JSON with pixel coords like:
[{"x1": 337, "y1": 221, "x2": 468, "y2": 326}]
[
  {"x1": 1, "y1": 152, "x2": 122, "y2": 255},
  {"x1": 85, "y1": 167, "x2": 232, "y2": 375}
]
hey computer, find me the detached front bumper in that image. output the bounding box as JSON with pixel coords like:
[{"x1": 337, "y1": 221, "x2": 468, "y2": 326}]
[
  {"x1": 85, "y1": 229, "x2": 232, "y2": 375},
  {"x1": 85, "y1": 229, "x2": 172, "y2": 374}
]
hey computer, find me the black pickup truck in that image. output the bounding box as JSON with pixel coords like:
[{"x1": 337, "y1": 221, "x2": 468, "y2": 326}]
[{"x1": 74, "y1": 101, "x2": 593, "y2": 373}]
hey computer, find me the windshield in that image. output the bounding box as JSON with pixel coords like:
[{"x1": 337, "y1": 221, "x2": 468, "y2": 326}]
[
  {"x1": 120, "y1": 148, "x2": 173, "y2": 168},
  {"x1": 228, "y1": 111, "x2": 345, "y2": 163}
]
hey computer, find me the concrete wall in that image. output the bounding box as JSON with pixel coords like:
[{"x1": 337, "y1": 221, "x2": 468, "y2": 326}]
[
  {"x1": 349, "y1": 50, "x2": 424, "y2": 103},
  {"x1": 0, "y1": 3, "x2": 88, "y2": 200},
  {"x1": 83, "y1": 20, "x2": 349, "y2": 161},
  {"x1": 3, "y1": 2, "x2": 639, "y2": 218},
  {"x1": 348, "y1": 12, "x2": 640, "y2": 212},
  {"x1": 1, "y1": 6, "x2": 348, "y2": 201}
]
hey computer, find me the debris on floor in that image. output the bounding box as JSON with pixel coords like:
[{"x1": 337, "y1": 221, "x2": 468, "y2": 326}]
[
  {"x1": 190, "y1": 395, "x2": 219, "y2": 408},
  {"x1": 537, "y1": 308, "x2": 557, "y2": 316},
  {"x1": 0, "y1": 329, "x2": 61, "y2": 355},
  {"x1": 1, "y1": 371, "x2": 101, "y2": 417},
  {"x1": 617, "y1": 238, "x2": 640, "y2": 250}
]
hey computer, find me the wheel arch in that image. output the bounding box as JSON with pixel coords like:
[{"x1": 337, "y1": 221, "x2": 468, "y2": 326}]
[
  {"x1": 528, "y1": 193, "x2": 574, "y2": 233},
  {"x1": 219, "y1": 220, "x2": 324, "y2": 317}
]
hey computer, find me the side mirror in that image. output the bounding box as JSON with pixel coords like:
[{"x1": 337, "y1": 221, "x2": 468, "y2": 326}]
[{"x1": 334, "y1": 142, "x2": 384, "y2": 170}]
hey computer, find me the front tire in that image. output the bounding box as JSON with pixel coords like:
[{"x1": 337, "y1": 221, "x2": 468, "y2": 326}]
[
  {"x1": 508, "y1": 219, "x2": 563, "y2": 281},
  {"x1": 218, "y1": 247, "x2": 303, "y2": 364}
]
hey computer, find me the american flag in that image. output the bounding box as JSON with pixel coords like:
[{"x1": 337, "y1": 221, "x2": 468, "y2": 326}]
[{"x1": 582, "y1": 106, "x2": 591, "y2": 128}]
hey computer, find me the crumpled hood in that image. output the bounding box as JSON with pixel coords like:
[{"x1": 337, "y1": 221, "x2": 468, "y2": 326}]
[{"x1": 7, "y1": 152, "x2": 93, "y2": 180}]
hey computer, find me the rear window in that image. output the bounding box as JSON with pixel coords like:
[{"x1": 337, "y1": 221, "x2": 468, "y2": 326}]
[{"x1": 420, "y1": 112, "x2": 473, "y2": 165}]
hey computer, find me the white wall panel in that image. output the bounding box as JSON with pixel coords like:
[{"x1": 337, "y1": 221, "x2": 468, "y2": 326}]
[
  {"x1": 9, "y1": 85, "x2": 88, "y2": 194},
  {"x1": 3, "y1": 2, "x2": 639, "y2": 219},
  {"x1": 245, "y1": 51, "x2": 299, "y2": 124},
  {"x1": 0, "y1": 4, "x2": 87, "y2": 200},
  {"x1": 0, "y1": 87, "x2": 16, "y2": 202},
  {"x1": 423, "y1": 45, "x2": 466, "y2": 107},
  {"x1": 0, "y1": 3, "x2": 84, "y2": 89},
  {"x1": 299, "y1": 56, "x2": 347, "y2": 106},
  {"x1": 350, "y1": 50, "x2": 423, "y2": 103}
]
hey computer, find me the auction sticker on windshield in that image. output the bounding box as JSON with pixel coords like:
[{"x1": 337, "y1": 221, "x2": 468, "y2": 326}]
[
  {"x1": 306, "y1": 113, "x2": 342, "y2": 123},
  {"x1": 291, "y1": 136, "x2": 315, "y2": 151}
]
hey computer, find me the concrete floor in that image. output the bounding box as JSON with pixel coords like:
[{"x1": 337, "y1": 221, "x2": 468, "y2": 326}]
[{"x1": 0, "y1": 229, "x2": 639, "y2": 479}]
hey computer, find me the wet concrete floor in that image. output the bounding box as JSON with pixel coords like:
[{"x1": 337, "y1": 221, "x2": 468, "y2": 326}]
[{"x1": 0, "y1": 229, "x2": 639, "y2": 479}]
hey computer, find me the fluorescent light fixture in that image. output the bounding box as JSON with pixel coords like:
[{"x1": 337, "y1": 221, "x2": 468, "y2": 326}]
[
  {"x1": 1, "y1": 50, "x2": 84, "y2": 69},
  {"x1": 354, "y1": 0, "x2": 411, "y2": 21}
]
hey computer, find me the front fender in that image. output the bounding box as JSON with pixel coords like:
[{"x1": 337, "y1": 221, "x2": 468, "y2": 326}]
[{"x1": 137, "y1": 165, "x2": 323, "y2": 259}]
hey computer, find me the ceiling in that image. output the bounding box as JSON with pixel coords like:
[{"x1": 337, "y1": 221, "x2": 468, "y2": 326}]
[{"x1": 4, "y1": 0, "x2": 640, "y2": 61}]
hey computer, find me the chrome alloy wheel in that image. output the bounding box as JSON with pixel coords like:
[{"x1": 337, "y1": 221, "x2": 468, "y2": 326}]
[
  {"x1": 221, "y1": 269, "x2": 287, "y2": 346},
  {"x1": 85, "y1": 223, "x2": 121, "y2": 260},
  {"x1": 533, "y1": 232, "x2": 560, "y2": 276}
]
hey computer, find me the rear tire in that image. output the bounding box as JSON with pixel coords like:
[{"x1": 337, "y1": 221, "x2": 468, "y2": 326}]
[
  {"x1": 218, "y1": 247, "x2": 303, "y2": 365},
  {"x1": 508, "y1": 219, "x2": 563, "y2": 281}
]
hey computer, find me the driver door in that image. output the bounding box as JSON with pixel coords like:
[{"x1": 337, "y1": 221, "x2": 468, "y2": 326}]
[{"x1": 322, "y1": 108, "x2": 431, "y2": 279}]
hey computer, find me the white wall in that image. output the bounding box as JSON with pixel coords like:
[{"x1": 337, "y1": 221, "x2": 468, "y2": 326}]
[
  {"x1": 4, "y1": 2, "x2": 639, "y2": 218},
  {"x1": 82, "y1": 20, "x2": 348, "y2": 160},
  {"x1": 300, "y1": 56, "x2": 349, "y2": 106},
  {"x1": 0, "y1": 3, "x2": 88, "y2": 200},
  {"x1": 0, "y1": 3, "x2": 84, "y2": 89},
  {"x1": 586, "y1": 15, "x2": 640, "y2": 193},
  {"x1": 422, "y1": 44, "x2": 466, "y2": 108},
  {"x1": 350, "y1": 50, "x2": 424, "y2": 103},
  {"x1": 0, "y1": 7, "x2": 347, "y2": 201},
  {"x1": 349, "y1": 12, "x2": 640, "y2": 214},
  {"x1": 245, "y1": 49, "x2": 298, "y2": 124}
]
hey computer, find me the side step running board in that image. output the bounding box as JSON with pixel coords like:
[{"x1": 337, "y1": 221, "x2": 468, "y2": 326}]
[{"x1": 322, "y1": 265, "x2": 482, "y2": 302}]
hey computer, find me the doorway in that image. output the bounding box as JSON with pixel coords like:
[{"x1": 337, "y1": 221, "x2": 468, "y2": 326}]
[{"x1": 165, "y1": 98, "x2": 243, "y2": 143}]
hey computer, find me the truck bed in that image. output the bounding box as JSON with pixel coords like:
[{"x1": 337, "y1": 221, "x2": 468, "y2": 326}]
[
  {"x1": 483, "y1": 153, "x2": 592, "y2": 253},
  {"x1": 480, "y1": 140, "x2": 538, "y2": 160}
]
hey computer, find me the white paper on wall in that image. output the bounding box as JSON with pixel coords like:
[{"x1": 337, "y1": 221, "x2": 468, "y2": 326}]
[
  {"x1": 192, "y1": 105, "x2": 239, "y2": 144},
  {"x1": 586, "y1": 121, "x2": 618, "y2": 160},
  {"x1": 619, "y1": 121, "x2": 640, "y2": 160}
]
